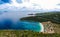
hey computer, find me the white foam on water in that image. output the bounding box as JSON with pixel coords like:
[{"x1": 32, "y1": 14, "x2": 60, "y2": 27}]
[{"x1": 39, "y1": 23, "x2": 44, "y2": 32}]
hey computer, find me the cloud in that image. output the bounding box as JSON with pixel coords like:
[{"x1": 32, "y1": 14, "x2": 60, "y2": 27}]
[
  {"x1": 0, "y1": 0, "x2": 60, "y2": 26},
  {"x1": 0, "y1": 0, "x2": 60, "y2": 11}
]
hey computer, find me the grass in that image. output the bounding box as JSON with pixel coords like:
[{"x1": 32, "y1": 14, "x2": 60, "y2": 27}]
[{"x1": 0, "y1": 30, "x2": 60, "y2": 37}]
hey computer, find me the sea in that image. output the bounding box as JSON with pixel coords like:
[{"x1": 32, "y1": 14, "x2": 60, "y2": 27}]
[{"x1": 0, "y1": 12, "x2": 44, "y2": 32}]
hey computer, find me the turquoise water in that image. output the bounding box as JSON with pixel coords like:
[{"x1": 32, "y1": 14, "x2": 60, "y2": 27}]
[
  {"x1": 0, "y1": 11, "x2": 43, "y2": 32},
  {"x1": 0, "y1": 19, "x2": 42, "y2": 32},
  {"x1": 16, "y1": 21, "x2": 42, "y2": 32}
]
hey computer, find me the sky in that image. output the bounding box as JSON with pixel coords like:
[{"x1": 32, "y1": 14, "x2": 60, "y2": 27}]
[
  {"x1": 0, "y1": 0, "x2": 59, "y2": 31},
  {"x1": 0, "y1": 0, "x2": 60, "y2": 12}
]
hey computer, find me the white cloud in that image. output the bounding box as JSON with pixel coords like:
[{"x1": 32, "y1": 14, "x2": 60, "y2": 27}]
[
  {"x1": 0, "y1": 0, "x2": 60, "y2": 24},
  {"x1": 0, "y1": 0, "x2": 60, "y2": 11}
]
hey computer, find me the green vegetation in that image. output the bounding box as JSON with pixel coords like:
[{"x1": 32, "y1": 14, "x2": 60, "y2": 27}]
[
  {"x1": 0, "y1": 12, "x2": 60, "y2": 37},
  {"x1": 20, "y1": 12, "x2": 60, "y2": 34},
  {"x1": 20, "y1": 11, "x2": 60, "y2": 24},
  {"x1": 0, "y1": 30, "x2": 60, "y2": 37},
  {"x1": 35, "y1": 12, "x2": 60, "y2": 24}
]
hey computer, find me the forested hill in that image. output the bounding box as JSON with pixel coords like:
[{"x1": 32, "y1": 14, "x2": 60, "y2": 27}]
[{"x1": 20, "y1": 12, "x2": 60, "y2": 24}]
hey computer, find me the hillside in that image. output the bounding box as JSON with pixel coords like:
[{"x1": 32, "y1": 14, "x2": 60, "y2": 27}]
[
  {"x1": 20, "y1": 12, "x2": 60, "y2": 33},
  {"x1": 20, "y1": 12, "x2": 60, "y2": 24},
  {"x1": 0, "y1": 30, "x2": 60, "y2": 37}
]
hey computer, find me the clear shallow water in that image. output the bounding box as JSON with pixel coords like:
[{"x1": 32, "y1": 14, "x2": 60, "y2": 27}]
[
  {"x1": 0, "y1": 19, "x2": 43, "y2": 32},
  {"x1": 0, "y1": 11, "x2": 43, "y2": 32}
]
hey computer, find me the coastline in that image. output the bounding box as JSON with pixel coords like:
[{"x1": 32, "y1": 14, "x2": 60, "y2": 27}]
[{"x1": 39, "y1": 23, "x2": 44, "y2": 32}]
